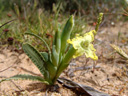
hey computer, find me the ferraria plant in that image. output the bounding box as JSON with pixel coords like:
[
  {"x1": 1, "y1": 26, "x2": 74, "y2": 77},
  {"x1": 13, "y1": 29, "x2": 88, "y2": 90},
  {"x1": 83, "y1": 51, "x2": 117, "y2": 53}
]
[{"x1": 0, "y1": 13, "x2": 103, "y2": 85}]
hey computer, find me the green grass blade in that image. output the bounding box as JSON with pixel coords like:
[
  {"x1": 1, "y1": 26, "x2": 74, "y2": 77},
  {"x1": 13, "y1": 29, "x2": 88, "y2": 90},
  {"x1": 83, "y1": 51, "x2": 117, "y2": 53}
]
[
  {"x1": 0, "y1": 74, "x2": 49, "y2": 84},
  {"x1": 0, "y1": 19, "x2": 17, "y2": 28}
]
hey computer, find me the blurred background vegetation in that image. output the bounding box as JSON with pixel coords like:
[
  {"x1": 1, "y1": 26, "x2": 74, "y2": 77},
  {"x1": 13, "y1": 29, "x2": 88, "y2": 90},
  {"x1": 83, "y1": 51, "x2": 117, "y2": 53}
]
[
  {"x1": 0, "y1": 0, "x2": 128, "y2": 51},
  {"x1": 0, "y1": 0, "x2": 127, "y2": 14},
  {"x1": 1, "y1": 0, "x2": 128, "y2": 15}
]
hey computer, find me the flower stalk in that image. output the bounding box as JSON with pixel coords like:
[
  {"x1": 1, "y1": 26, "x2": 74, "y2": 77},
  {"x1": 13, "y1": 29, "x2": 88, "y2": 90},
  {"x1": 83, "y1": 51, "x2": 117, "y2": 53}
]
[{"x1": 95, "y1": 13, "x2": 103, "y2": 33}]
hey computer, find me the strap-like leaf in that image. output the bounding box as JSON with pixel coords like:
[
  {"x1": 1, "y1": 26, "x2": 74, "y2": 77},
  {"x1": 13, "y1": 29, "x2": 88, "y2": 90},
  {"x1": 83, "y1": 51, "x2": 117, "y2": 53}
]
[
  {"x1": 22, "y1": 43, "x2": 53, "y2": 84},
  {"x1": 62, "y1": 45, "x2": 76, "y2": 64},
  {"x1": 51, "y1": 45, "x2": 59, "y2": 66},
  {"x1": 53, "y1": 46, "x2": 76, "y2": 83},
  {"x1": 40, "y1": 52, "x2": 49, "y2": 62},
  {"x1": 0, "y1": 74, "x2": 49, "y2": 84},
  {"x1": 40, "y1": 52, "x2": 57, "y2": 80},
  {"x1": 25, "y1": 32, "x2": 51, "y2": 54},
  {"x1": 22, "y1": 43, "x2": 47, "y2": 76},
  {"x1": 53, "y1": 63, "x2": 68, "y2": 83},
  {"x1": 60, "y1": 15, "x2": 74, "y2": 54},
  {"x1": 45, "y1": 61, "x2": 57, "y2": 80},
  {"x1": 53, "y1": 30, "x2": 61, "y2": 53}
]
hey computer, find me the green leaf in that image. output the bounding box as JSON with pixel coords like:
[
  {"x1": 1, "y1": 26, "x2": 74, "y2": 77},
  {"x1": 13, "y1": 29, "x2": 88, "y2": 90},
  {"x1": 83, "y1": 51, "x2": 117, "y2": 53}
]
[
  {"x1": 25, "y1": 32, "x2": 51, "y2": 54},
  {"x1": 60, "y1": 15, "x2": 74, "y2": 54},
  {"x1": 62, "y1": 45, "x2": 76, "y2": 64},
  {"x1": 22, "y1": 43, "x2": 51, "y2": 83},
  {"x1": 0, "y1": 74, "x2": 49, "y2": 84},
  {"x1": 53, "y1": 46, "x2": 76, "y2": 82},
  {"x1": 51, "y1": 45, "x2": 59, "y2": 66},
  {"x1": 40, "y1": 51, "x2": 57, "y2": 80},
  {"x1": 45, "y1": 61, "x2": 57, "y2": 80},
  {"x1": 53, "y1": 29, "x2": 61, "y2": 53},
  {"x1": 53, "y1": 63, "x2": 68, "y2": 83},
  {"x1": 40, "y1": 52, "x2": 48, "y2": 62}
]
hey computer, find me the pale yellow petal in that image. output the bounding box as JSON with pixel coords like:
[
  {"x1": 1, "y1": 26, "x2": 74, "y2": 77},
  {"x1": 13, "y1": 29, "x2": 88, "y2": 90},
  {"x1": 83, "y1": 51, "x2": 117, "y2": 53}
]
[{"x1": 67, "y1": 30, "x2": 98, "y2": 60}]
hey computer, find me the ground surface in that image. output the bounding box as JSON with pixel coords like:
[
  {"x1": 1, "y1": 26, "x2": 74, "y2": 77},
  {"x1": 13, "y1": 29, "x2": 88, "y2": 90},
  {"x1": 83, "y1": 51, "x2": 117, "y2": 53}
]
[{"x1": 0, "y1": 22, "x2": 128, "y2": 96}]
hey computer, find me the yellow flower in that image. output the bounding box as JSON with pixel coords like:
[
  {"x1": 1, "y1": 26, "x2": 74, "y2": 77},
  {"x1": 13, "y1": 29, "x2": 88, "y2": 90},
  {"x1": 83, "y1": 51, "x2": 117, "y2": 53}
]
[{"x1": 67, "y1": 30, "x2": 98, "y2": 60}]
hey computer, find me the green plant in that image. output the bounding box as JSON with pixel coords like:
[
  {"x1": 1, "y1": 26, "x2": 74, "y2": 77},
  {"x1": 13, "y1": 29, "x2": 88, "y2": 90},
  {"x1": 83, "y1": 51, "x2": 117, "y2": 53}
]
[{"x1": 0, "y1": 13, "x2": 103, "y2": 85}]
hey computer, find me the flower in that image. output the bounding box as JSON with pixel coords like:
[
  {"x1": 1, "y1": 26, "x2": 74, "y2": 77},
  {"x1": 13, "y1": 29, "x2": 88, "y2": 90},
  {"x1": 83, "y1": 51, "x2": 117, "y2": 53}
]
[{"x1": 67, "y1": 30, "x2": 98, "y2": 60}]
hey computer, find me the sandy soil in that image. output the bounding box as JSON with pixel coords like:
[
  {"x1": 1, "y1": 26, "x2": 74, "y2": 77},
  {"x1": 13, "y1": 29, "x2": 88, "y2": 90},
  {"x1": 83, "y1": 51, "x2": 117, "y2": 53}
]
[{"x1": 0, "y1": 22, "x2": 128, "y2": 96}]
